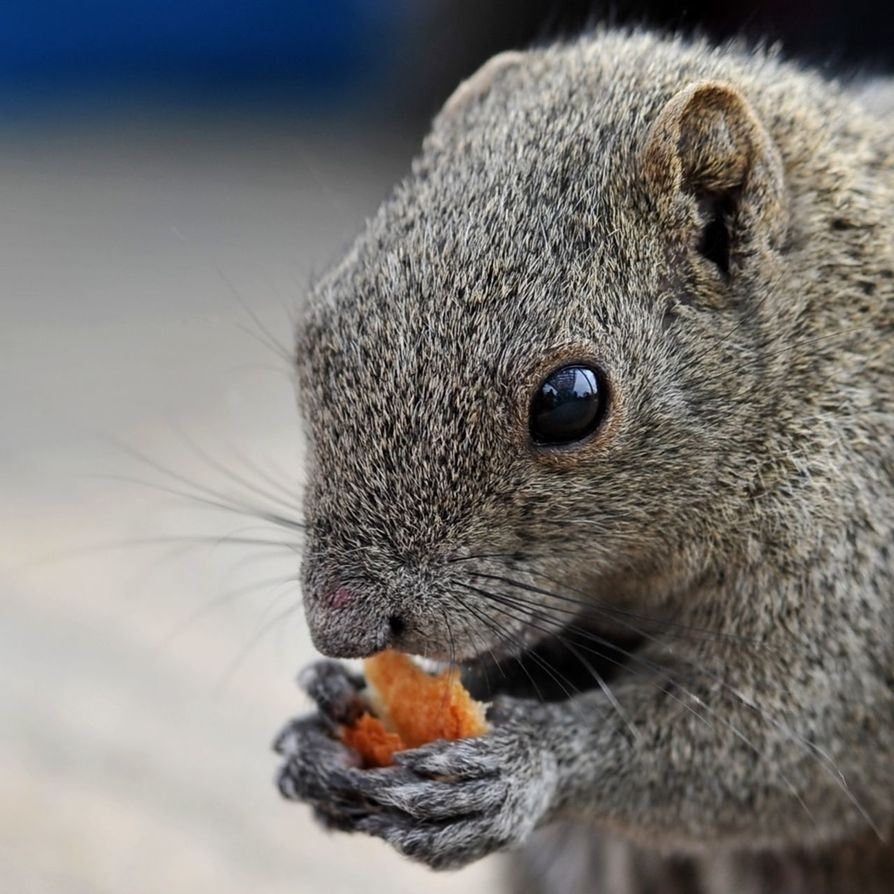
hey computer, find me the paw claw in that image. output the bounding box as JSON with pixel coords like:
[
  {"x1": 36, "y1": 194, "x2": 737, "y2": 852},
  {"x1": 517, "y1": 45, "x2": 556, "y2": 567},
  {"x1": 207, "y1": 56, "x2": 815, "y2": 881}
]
[
  {"x1": 271, "y1": 718, "x2": 306, "y2": 757},
  {"x1": 276, "y1": 766, "x2": 299, "y2": 800}
]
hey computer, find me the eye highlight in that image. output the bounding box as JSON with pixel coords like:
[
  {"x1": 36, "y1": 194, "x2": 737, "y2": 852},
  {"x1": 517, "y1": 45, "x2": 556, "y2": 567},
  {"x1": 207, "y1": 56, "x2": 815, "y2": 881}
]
[{"x1": 529, "y1": 365, "x2": 607, "y2": 446}]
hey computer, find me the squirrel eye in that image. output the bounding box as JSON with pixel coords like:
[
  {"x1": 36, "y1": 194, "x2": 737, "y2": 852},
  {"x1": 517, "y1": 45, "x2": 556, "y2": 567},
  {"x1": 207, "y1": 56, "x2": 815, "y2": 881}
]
[{"x1": 530, "y1": 365, "x2": 607, "y2": 446}]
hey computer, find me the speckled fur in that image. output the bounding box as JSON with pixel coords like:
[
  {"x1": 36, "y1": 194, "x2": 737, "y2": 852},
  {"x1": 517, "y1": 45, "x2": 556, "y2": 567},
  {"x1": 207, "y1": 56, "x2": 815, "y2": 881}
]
[{"x1": 276, "y1": 30, "x2": 894, "y2": 892}]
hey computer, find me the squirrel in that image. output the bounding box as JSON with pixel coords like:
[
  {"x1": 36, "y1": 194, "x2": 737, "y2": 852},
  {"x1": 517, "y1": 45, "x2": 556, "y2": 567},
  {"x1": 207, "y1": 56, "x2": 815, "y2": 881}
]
[{"x1": 274, "y1": 29, "x2": 894, "y2": 893}]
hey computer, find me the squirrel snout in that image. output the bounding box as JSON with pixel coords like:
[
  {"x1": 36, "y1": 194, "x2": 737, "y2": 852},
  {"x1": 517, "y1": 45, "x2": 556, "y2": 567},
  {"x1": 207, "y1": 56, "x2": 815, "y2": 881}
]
[
  {"x1": 306, "y1": 583, "x2": 406, "y2": 658},
  {"x1": 323, "y1": 585, "x2": 356, "y2": 610}
]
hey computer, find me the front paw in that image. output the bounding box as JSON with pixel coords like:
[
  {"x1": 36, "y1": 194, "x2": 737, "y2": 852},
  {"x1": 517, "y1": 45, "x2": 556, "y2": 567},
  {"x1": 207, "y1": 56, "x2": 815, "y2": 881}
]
[
  {"x1": 275, "y1": 672, "x2": 558, "y2": 870},
  {"x1": 354, "y1": 705, "x2": 559, "y2": 869},
  {"x1": 274, "y1": 714, "x2": 369, "y2": 827}
]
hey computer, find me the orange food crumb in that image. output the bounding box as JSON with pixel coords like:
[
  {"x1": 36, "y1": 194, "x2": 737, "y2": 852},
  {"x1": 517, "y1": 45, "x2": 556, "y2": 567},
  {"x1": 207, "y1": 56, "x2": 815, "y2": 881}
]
[
  {"x1": 340, "y1": 650, "x2": 489, "y2": 768},
  {"x1": 341, "y1": 713, "x2": 406, "y2": 768}
]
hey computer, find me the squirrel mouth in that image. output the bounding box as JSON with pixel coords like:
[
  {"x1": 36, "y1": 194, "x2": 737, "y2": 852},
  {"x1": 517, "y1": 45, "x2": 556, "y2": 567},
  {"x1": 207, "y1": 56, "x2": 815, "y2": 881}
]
[{"x1": 460, "y1": 614, "x2": 646, "y2": 703}]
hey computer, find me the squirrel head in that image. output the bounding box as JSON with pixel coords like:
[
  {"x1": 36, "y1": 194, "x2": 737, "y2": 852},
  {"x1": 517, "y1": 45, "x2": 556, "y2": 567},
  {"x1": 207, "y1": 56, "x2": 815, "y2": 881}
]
[{"x1": 296, "y1": 39, "x2": 797, "y2": 661}]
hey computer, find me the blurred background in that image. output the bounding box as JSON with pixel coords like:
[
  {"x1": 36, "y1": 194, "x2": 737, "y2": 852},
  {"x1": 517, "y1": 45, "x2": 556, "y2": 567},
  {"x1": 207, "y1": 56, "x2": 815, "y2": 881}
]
[{"x1": 2, "y1": 3, "x2": 891, "y2": 893}]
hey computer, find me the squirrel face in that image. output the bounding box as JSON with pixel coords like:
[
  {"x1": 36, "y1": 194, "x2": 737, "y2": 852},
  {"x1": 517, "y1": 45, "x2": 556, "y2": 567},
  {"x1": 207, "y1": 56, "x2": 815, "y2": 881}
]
[{"x1": 296, "y1": 45, "x2": 798, "y2": 664}]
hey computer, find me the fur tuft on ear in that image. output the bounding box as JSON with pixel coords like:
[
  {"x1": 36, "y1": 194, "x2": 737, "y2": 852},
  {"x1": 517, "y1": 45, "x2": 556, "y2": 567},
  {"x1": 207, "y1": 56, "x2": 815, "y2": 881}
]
[
  {"x1": 641, "y1": 81, "x2": 788, "y2": 264},
  {"x1": 441, "y1": 51, "x2": 525, "y2": 118}
]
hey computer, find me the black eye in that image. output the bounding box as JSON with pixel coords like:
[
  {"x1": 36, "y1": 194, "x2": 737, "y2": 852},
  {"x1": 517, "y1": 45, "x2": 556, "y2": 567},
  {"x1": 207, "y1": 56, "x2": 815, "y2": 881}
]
[{"x1": 530, "y1": 365, "x2": 607, "y2": 446}]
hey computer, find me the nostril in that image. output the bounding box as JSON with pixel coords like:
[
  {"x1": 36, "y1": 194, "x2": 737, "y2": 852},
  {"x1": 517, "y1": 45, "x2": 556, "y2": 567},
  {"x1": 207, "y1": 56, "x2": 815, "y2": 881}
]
[
  {"x1": 388, "y1": 614, "x2": 406, "y2": 637},
  {"x1": 326, "y1": 586, "x2": 355, "y2": 610}
]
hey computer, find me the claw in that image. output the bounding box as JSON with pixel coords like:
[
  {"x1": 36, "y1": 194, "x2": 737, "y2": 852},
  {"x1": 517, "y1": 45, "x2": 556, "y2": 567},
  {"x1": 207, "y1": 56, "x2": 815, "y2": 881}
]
[{"x1": 271, "y1": 725, "x2": 296, "y2": 756}]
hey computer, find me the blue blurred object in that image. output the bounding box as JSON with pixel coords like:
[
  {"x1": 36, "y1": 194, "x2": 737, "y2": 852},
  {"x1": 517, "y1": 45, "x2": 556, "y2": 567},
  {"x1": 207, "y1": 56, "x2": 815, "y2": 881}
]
[{"x1": 0, "y1": 0, "x2": 406, "y2": 109}]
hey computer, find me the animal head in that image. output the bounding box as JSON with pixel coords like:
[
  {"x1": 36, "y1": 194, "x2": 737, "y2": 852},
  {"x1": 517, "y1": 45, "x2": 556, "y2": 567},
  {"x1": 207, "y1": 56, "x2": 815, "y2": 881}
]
[{"x1": 296, "y1": 35, "x2": 804, "y2": 665}]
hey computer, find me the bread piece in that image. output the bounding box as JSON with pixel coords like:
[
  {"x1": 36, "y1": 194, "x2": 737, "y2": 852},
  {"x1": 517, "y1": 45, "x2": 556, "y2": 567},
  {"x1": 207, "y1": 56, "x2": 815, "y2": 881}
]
[
  {"x1": 340, "y1": 713, "x2": 405, "y2": 769},
  {"x1": 341, "y1": 650, "x2": 489, "y2": 767}
]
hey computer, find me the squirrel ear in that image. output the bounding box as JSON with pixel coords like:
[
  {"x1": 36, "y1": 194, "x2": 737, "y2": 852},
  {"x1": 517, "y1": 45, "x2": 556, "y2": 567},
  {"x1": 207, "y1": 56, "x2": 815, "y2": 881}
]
[
  {"x1": 641, "y1": 81, "x2": 788, "y2": 268},
  {"x1": 442, "y1": 51, "x2": 525, "y2": 117}
]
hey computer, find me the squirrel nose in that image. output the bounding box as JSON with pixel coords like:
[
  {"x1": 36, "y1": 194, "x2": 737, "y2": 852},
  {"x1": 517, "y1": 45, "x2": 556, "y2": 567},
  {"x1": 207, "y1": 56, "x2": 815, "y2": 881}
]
[
  {"x1": 308, "y1": 584, "x2": 406, "y2": 658},
  {"x1": 322, "y1": 587, "x2": 406, "y2": 633},
  {"x1": 323, "y1": 585, "x2": 356, "y2": 610}
]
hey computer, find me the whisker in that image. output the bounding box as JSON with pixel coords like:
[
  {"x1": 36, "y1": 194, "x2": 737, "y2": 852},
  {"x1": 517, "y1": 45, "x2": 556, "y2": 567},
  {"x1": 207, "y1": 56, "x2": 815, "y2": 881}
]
[
  {"x1": 458, "y1": 583, "x2": 813, "y2": 811},
  {"x1": 213, "y1": 547, "x2": 299, "y2": 579},
  {"x1": 454, "y1": 588, "x2": 546, "y2": 703},
  {"x1": 442, "y1": 552, "x2": 525, "y2": 565},
  {"x1": 95, "y1": 472, "x2": 307, "y2": 533},
  {"x1": 455, "y1": 590, "x2": 580, "y2": 701},
  {"x1": 98, "y1": 437, "x2": 307, "y2": 530},
  {"x1": 440, "y1": 606, "x2": 458, "y2": 670},
  {"x1": 461, "y1": 579, "x2": 870, "y2": 833},
  {"x1": 216, "y1": 264, "x2": 295, "y2": 365},
  {"x1": 171, "y1": 424, "x2": 304, "y2": 517},
  {"x1": 20, "y1": 533, "x2": 300, "y2": 570},
  {"x1": 160, "y1": 573, "x2": 300, "y2": 646},
  {"x1": 437, "y1": 599, "x2": 497, "y2": 718},
  {"x1": 442, "y1": 543, "x2": 585, "y2": 566},
  {"x1": 482, "y1": 574, "x2": 874, "y2": 822},
  {"x1": 451, "y1": 593, "x2": 505, "y2": 693},
  {"x1": 469, "y1": 569, "x2": 769, "y2": 650},
  {"x1": 561, "y1": 637, "x2": 640, "y2": 742},
  {"x1": 214, "y1": 597, "x2": 302, "y2": 693},
  {"x1": 220, "y1": 439, "x2": 305, "y2": 508},
  {"x1": 462, "y1": 577, "x2": 638, "y2": 736}
]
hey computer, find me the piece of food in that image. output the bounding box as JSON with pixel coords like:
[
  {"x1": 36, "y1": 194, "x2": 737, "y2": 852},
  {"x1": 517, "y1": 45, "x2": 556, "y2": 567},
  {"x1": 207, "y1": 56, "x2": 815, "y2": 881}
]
[
  {"x1": 340, "y1": 650, "x2": 489, "y2": 768},
  {"x1": 340, "y1": 713, "x2": 405, "y2": 769}
]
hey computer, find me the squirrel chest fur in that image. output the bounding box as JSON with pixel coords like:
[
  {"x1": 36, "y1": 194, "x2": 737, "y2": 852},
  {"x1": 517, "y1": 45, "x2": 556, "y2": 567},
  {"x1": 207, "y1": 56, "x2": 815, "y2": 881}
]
[{"x1": 275, "y1": 30, "x2": 894, "y2": 894}]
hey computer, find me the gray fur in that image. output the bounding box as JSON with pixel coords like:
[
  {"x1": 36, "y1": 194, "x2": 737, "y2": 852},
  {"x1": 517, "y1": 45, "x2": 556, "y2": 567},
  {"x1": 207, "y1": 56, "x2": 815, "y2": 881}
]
[{"x1": 276, "y1": 30, "x2": 894, "y2": 891}]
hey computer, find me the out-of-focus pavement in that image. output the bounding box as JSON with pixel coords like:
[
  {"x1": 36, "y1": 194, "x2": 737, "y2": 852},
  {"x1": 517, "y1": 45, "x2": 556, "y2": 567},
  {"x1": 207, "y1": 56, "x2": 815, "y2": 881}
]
[{"x1": 0, "y1": 115, "x2": 502, "y2": 893}]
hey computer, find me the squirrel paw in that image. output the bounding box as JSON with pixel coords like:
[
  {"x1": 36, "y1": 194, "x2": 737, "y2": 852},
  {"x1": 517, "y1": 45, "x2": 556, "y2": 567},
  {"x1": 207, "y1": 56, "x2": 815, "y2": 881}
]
[
  {"x1": 273, "y1": 660, "x2": 370, "y2": 827},
  {"x1": 294, "y1": 658, "x2": 366, "y2": 728},
  {"x1": 358, "y1": 720, "x2": 558, "y2": 869},
  {"x1": 276, "y1": 691, "x2": 558, "y2": 870}
]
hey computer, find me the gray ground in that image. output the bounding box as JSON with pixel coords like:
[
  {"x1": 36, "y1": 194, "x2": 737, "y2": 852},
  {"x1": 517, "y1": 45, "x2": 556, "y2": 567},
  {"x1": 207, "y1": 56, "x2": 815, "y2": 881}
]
[{"x1": 1, "y1": 113, "x2": 501, "y2": 894}]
